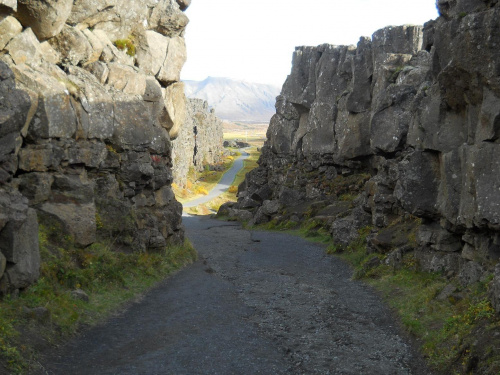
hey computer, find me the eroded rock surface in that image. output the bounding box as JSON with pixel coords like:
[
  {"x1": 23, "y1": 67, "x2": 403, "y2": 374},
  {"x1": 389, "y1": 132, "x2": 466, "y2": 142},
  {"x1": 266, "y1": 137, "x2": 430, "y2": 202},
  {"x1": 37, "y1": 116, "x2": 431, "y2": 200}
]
[
  {"x1": 171, "y1": 99, "x2": 224, "y2": 187},
  {"x1": 225, "y1": 4, "x2": 500, "y2": 313},
  {"x1": 0, "y1": 0, "x2": 192, "y2": 294}
]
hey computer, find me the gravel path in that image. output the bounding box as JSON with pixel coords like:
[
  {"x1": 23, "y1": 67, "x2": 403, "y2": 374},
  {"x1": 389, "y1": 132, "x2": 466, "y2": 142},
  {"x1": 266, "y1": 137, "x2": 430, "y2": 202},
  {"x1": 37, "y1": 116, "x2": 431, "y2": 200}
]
[
  {"x1": 35, "y1": 215, "x2": 431, "y2": 375},
  {"x1": 183, "y1": 150, "x2": 249, "y2": 208}
]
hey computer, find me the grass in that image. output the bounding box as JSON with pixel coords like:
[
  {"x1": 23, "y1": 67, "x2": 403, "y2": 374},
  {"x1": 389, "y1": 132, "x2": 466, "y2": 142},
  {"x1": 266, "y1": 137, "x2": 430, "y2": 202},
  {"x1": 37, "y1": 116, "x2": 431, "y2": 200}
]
[
  {"x1": 330, "y1": 231, "x2": 500, "y2": 374},
  {"x1": 181, "y1": 146, "x2": 261, "y2": 215},
  {"x1": 173, "y1": 154, "x2": 237, "y2": 204},
  {"x1": 0, "y1": 224, "x2": 197, "y2": 374}
]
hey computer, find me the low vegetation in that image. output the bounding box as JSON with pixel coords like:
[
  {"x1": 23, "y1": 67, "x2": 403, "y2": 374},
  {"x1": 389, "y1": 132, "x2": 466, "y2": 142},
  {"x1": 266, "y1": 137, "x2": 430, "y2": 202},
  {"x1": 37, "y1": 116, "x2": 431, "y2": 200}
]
[
  {"x1": 0, "y1": 224, "x2": 197, "y2": 374},
  {"x1": 183, "y1": 146, "x2": 261, "y2": 215},
  {"x1": 113, "y1": 38, "x2": 136, "y2": 57},
  {"x1": 252, "y1": 218, "x2": 500, "y2": 374},
  {"x1": 327, "y1": 228, "x2": 500, "y2": 374},
  {"x1": 173, "y1": 154, "x2": 238, "y2": 204}
]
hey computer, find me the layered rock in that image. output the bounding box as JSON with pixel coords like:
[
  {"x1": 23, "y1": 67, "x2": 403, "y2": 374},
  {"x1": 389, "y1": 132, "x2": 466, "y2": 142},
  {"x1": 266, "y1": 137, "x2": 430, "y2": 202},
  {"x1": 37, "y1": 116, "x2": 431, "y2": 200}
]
[
  {"x1": 225, "y1": 3, "x2": 500, "y2": 311},
  {"x1": 171, "y1": 99, "x2": 224, "y2": 186},
  {"x1": 0, "y1": 0, "x2": 191, "y2": 295}
]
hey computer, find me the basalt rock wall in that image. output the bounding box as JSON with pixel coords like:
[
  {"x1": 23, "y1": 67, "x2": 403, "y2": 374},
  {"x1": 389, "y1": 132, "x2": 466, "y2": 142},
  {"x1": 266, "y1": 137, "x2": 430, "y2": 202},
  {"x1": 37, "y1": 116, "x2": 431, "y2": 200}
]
[
  {"x1": 171, "y1": 98, "x2": 224, "y2": 187},
  {"x1": 0, "y1": 0, "x2": 191, "y2": 295},
  {"x1": 227, "y1": 1, "x2": 500, "y2": 312}
]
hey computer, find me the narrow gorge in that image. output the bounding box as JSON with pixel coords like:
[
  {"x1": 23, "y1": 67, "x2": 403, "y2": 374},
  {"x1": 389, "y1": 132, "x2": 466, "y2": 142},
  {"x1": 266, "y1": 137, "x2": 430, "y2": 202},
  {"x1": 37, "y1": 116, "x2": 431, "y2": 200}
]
[{"x1": 223, "y1": 0, "x2": 500, "y2": 314}]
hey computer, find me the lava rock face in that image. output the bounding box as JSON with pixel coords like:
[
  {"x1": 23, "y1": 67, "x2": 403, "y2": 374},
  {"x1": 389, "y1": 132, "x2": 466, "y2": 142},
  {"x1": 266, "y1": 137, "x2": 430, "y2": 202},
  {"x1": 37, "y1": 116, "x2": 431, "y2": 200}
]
[
  {"x1": 0, "y1": 0, "x2": 194, "y2": 294},
  {"x1": 171, "y1": 99, "x2": 224, "y2": 187},
  {"x1": 225, "y1": 4, "x2": 500, "y2": 312}
]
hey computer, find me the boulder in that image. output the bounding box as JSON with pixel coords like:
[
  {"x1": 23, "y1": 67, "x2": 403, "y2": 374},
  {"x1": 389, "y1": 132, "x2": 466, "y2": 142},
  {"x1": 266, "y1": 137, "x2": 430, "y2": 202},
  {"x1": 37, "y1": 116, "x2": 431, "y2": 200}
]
[
  {"x1": 0, "y1": 62, "x2": 32, "y2": 139},
  {"x1": 0, "y1": 16, "x2": 22, "y2": 50},
  {"x1": 84, "y1": 61, "x2": 109, "y2": 84},
  {"x1": 371, "y1": 25, "x2": 423, "y2": 64},
  {"x1": 17, "y1": 143, "x2": 61, "y2": 172},
  {"x1": 154, "y1": 186, "x2": 175, "y2": 207},
  {"x1": 11, "y1": 64, "x2": 77, "y2": 140},
  {"x1": 217, "y1": 202, "x2": 235, "y2": 217},
  {"x1": 370, "y1": 84, "x2": 417, "y2": 153},
  {"x1": 66, "y1": 141, "x2": 108, "y2": 168},
  {"x1": 394, "y1": 151, "x2": 440, "y2": 218},
  {"x1": 67, "y1": 0, "x2": 147, "y2": 41},
  {"x1": 160, "y1": 82, "x2": 186, "y2": 139},
  {"x1": 49, "y1": 173, "x2": 95, "y2": 205},
  {"x1": 0, "y1": 0, "x2": 16, "y2": 13},
  {"x1": 48, "y1": 25, "x2": 93, "y2": 66},
  {"x1": 39, "y1": 202, "x2": 96, "y2": 247},
  {"x1": 149, "y1": 0, "x2": 189, "y2": 37},
  {"x1": 458, "y1": 261, "x2": 485, "y2": 287},
  {"x1": 252, "y1": 207, "x2": 270, "y2": 225},
  {"x1": 135, "y1": 30, "x2": 169, "y2": 77},
  {"x1": 106, "y1": 63, "x2": 147, "y2": 96},
  {"x1": 261, "y1": 200, "x2": 280, "y2": 216},
  {"x1": 14, "y1": 0, "x2": 73, "y2": 40},
  {"x1": 158, "y1": 36, "x2": 186, "y2": 84},
  {"x1": 64, "y1": 66, "x2": 115, "y2": 140},
  {"x1": 347, "y1": 37, "x2": 373, "y2": 113},
  {"x1": 4, "y1": 28, "x2": 42, "y2": 66},
  {"x1": 417, "y1": 223, "x2": 462, "y2": 253},
  {"x1": 0, "y1": 204, "x2": 40, "y2": 292},
  {"x1": 82, "y1": 28, "x2": 104, "y2": 65},
  {"x1": 39, "y1": 41, "x2": 62, "y2": 65},
  {"x1": 234, "y1": 209, "x2": 253, "y2": 223},
  {"x1": 331, "y1": 207, "x2": 371, "y2": 248},
  {"x1": 17, "y1": 172, "x2": 53, "y2": 205},
  {"x1": 112, "y1": 94, "x2": 170, "y2": 154}
]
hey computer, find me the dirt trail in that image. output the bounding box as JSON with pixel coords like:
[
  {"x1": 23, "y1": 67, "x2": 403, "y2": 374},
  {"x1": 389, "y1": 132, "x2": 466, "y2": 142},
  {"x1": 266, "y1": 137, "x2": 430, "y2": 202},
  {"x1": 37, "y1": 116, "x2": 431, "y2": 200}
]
[
  {"x1": 183, "y1": 149, "x2": 249, "y2": 208},
  {"x1": 34, "y1": 215, "x2": 431, "y2": 375}
]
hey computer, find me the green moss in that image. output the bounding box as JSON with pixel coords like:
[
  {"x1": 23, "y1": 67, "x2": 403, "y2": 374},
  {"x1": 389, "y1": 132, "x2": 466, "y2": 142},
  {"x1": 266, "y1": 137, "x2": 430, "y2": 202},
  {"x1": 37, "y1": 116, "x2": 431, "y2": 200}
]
[{"x1": 113, "y1": 39, "x2": 136, "y2": 57}]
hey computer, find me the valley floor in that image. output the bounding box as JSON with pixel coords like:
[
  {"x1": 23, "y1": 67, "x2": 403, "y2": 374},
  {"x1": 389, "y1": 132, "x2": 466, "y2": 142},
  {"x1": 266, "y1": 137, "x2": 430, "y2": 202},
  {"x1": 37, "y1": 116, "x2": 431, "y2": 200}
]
[{"x1": 33, "y1": 215, "x2": 430, "y2": 374}]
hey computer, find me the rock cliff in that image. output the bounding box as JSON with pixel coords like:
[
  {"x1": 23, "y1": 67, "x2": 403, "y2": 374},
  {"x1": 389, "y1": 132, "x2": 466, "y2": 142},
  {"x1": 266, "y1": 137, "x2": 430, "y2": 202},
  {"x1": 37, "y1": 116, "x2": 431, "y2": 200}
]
[
  {"x1": 171, "y1": 98, "x2": 224, "y2": 187},
  {"x1": 224, "y1": 1, "x2": 500, "y2": 312},
  {"x1": 0, "y1": 0, "x2": 191, "y2": 295}
]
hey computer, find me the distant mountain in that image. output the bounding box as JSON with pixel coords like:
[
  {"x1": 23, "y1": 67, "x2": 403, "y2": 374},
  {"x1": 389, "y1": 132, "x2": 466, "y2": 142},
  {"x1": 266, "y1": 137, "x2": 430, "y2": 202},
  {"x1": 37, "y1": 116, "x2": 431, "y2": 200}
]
[{"x1": 183, "y1": 77, "x2": 281, "y2": 123}]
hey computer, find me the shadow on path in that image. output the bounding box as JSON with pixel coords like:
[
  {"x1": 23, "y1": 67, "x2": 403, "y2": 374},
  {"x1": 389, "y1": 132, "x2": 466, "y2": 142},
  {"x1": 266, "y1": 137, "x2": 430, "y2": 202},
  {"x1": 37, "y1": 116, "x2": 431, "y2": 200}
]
[{"x1": 35, "y1": 215, "x2": 431, "y2": 375}]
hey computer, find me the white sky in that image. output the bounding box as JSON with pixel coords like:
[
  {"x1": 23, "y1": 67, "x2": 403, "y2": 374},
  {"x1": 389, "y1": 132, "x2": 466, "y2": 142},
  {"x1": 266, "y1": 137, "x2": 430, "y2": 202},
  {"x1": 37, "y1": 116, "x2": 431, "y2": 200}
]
[{"x1": 181, "y1": 0, "x2": 439, "y2": 86}]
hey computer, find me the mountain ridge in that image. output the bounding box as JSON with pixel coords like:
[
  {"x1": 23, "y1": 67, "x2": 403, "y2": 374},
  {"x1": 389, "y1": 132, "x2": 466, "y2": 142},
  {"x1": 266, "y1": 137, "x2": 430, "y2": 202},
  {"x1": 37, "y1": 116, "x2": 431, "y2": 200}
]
[{"x1": 183, "y1": 77, "x2": 280, "y2": 123}]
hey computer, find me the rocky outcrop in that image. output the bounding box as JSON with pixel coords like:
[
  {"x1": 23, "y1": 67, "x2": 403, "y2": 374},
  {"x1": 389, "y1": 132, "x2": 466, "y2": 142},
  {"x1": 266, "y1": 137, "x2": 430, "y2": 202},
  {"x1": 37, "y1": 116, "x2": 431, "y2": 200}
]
[
  {"x1": 0, "y1": 0, "x2": 191, "y2": 295},
  {"x1": 225, "y1": 3, "x2": 500, "y2": 312},
  {"x1": 171, "y1": 99, "x2": 224, "y2": 186}
]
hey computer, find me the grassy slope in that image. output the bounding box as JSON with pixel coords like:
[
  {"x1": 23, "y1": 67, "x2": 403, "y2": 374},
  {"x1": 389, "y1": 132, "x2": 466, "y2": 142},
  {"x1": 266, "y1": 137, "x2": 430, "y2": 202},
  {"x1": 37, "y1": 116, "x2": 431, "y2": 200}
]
[{"x1": 0, "y1": 225, "x2": 197, "y2": 374}]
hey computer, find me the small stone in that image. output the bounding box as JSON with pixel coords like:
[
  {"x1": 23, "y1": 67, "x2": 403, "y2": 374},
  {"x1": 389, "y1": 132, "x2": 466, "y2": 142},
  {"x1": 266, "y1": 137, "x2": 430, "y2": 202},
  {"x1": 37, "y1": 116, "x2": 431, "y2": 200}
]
[
  {"x1": 71, "y1": 289, "x2": 89, "y2": 302},
  {"x1": 436, "y1": 283, "x2": 457, "y2": 302}
]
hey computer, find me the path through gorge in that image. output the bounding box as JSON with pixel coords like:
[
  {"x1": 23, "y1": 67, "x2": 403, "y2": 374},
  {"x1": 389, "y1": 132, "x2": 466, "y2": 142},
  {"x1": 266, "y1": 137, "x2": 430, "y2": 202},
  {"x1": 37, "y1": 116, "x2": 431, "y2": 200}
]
[{"x1": 36, "y1": 215, "x2": 431, "y2": 375}]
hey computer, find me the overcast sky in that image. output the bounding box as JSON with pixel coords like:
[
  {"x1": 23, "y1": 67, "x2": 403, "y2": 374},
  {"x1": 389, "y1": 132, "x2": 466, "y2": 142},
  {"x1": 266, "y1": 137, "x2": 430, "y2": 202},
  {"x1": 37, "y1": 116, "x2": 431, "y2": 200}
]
[{"x1": 181, "y1": 0, "x2": 439, "y2": 87}]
